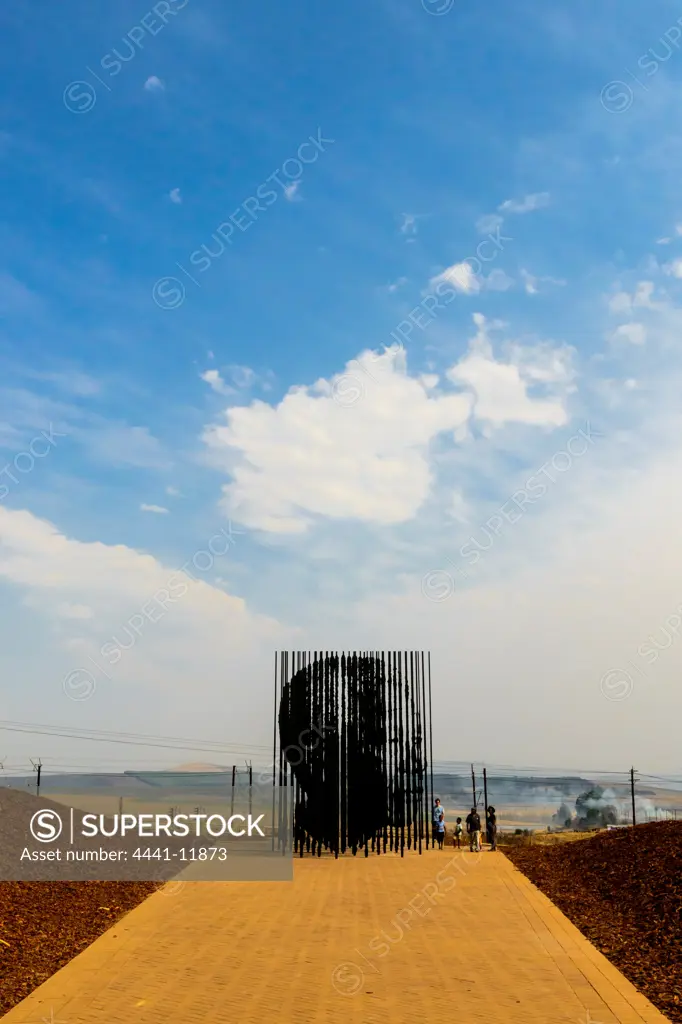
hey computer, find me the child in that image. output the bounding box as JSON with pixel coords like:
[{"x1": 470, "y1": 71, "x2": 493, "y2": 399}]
[
  {"x1": 453, "y1": 816, "x2": 463, "y2": 849},
  {"x1": 437, "y1": 811, "x2": 445, "y2": 849}
]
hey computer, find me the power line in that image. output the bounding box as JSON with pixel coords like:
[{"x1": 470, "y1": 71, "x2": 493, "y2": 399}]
[{"x1": 0, "y1": 719, "x2": 270, "y2": 755}]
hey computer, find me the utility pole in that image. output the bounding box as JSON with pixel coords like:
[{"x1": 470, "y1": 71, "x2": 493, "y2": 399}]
[
  {"x1": 230, "y1": 765, "x2": 236, "y2": 818},
  {"x1": 471, "y1": 764, "x2": 477, "y2": 809},
  {"x1": 483, "y1": 767, "x2": 489, "y2": 815},
  {"x1": 247, "y1": 761, "x2": 253, "y2": 819},
  {"x1": 630, "y1": 767, "x2": 637, "y2": 828},
  {"x1": 30, "y1": 758, "x2": 42, "y2": 798}
]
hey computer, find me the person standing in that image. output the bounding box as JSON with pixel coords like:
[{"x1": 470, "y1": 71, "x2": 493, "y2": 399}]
[
  {"x1": 432, "y1": 798, "x2": 444, "y2": 846},
  {"x1": 436, "y1": 810, "x2": 445, "y2": 849},
  {"x1": 453, "y1": 816, "x2": 463, "y2": 849},
  {"x1": 466, "y1": 806, "x2": 481, "y2": 851},
  {"x1": 486, "y1": 805, "x2": 497, "y2": 851}
]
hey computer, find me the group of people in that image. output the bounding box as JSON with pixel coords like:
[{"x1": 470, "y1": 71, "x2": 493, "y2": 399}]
[{"x1": 431, "y1": 798, "x2": 497, "y2": 851}]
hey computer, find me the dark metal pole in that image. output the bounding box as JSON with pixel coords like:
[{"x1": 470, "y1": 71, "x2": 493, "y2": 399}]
[
  {"x1": 471, "y1": 764, "x2": 476, "y2": 809},
  {"x1": 272, "y1": 653, "x2": 278, "y2": 851},
  {"x1": 630, "y1": 767, "x2": 637, "y2": 827},
  {"x1": 483, "y1": 767, "x2": 489, "y2": 840},
  {"x1": 427, "y1": 653, "x2": 434, "y2": 828},
  {"x1": 421, "y1": 652, "x2": 429, "y2": 848}
]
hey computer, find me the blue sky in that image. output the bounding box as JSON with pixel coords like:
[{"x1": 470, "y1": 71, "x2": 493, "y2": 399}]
[{"x1": 2, "y1": 0, "x2": 682, "y2": 775}]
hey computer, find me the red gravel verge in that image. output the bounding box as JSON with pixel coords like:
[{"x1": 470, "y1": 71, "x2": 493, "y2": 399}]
[
  {"x1": 505, "y1": 821, "x2": 681, "y2": 1023},
  {"x1": 0, "y1": 880, "x2": 160, "y2": 1016}
]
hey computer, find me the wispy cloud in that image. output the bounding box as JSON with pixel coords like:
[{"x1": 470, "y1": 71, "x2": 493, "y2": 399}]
[
  {"x1": 284, "y1": 181, "x2": 301, "y2": 202},
  {"x1": 140, "y1": 503, "x2": 169, "y2": 514},
  {"x1": 498, "y1": 192, "x2": 550, "y2": 214},
  {"x1": 475, "y1": 213, "x2": 503, "y2": 234},
  {"x1": 169, "y1": 188, "x2": 182, "y2": 204},
  {"x1": 520, "y1": 269, "x2": 567, "y2": 295}
]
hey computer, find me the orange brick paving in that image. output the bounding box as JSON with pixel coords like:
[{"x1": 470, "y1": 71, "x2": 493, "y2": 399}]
[{"x1": 0, "y1": 850, "x2": 671, "y2": 1024}]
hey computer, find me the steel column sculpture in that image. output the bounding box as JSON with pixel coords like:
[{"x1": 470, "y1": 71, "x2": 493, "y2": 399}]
[{"x1": 273, "y1": 651, "x2": 433, "y2": 857}]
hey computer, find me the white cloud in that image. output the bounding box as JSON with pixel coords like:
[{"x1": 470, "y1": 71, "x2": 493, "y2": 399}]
[
  {"x1": 82, "y1": 424, "x2": 170, "y2": 470},
  {"x1": 445, "y1": 489, "x2": 472, "y2": 524},
  {"x1": 387, "y1": 277, "x2": 408, "y2": 293},
  {"x1": 612, "y1": 323, "x2": 646, "y2": 345},
  {"x1": 447, "y1": 315, "x2": 571, "y2": 428},
  {"x1": 400, "y1": 213, "x2": 418, "y2": 236},
  {"x1": 608, "y1": 291, "x2": 632, "y2": 315},
  {"x1": 0, "y1": 507, "x2": 294, "y2": 744},
  {"x1": 200, "y1": 367, "x2": 260, "y2": 395},
  {"x1": 520, "y1": 269, "x2": 567, "y2": 295},
  {"x1": 169, "y1": 188, "x2": 182, "y2": 204},
  {"x1": 204, "y1": 346, "x2": 473, "y2": 534},
  {"x1": 56, "y1": 603, "x2": 94, "y2": 620},
  {"x1": 140, "y1": 503, "x2": 169, "y2": 514},
  {"x1": 485, "y1": 268, "x2": 514, "y2": 292},
  {"x1": 228, "y1": 366, "x2": 256, "y2": 389},
  {"x1": 475, "y1": 213, "x2": 503, "y2": 235},
  {"x1": 430, "y1": 262, "x2": 480, "y2": 294},
  {"x1": 19, "y1": 369, "x2": 101, "y2": 397},
  {"x1": 609, "y1": 281, "x2": 660, "y2": 315},
  {"x1": 498, "y1": 192, "x2": 550, "y2": 214},
  {"x1": 284, "y1": 182, "x2": 301, "y2": 202},
  {"x1": 202, "y1": 324, "x2": 572, "y2": 534},
  {"x1": 200, "y1": 369, "x2": 234, "y2": 396},
  {"x1": 656, "y1": 237, "x2": 671, "y2": 245},
  {"x1": 144, "y1": 76, "x2": 165, "y2": 92},
  {"x1": 663, "y1": 259, "x2": 682, "y2": 278},
  {"x1": 521, "y1": 269, "x2": 539, "y2": 295},
  {"x1": 166, "y1": 486, "x2": 181, "y2": 497},
  {"x1": 428, "y1": 263, "x2": 513, "y2": 295}
]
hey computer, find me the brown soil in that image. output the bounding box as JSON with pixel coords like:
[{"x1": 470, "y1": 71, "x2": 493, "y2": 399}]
[
  {"x1": 506, "y1": 820, "x2": 682, "y2": 1022},
  {"x1": 0, "y1": 879, "x2": 160, "y2": 1015}
]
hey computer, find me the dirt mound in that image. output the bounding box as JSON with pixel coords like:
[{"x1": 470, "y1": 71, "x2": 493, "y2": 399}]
[{"x1": 506, "y1": 820, "x2": 681, "y2": 1022}]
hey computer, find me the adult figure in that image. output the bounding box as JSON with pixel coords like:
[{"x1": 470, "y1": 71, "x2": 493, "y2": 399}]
[
  {"x1": 486, "y1": 805, "x2": 497, "y2": 851},
  {"x1": 466, "y1": 806, "x2": 481, "y2": 852},
  {"x1": 432, "y1": 798, "x2": 443, "y2": 846}
]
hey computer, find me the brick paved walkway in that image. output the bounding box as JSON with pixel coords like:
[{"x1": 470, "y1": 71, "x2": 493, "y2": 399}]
[{"x1": 1, "y1": 850, "x2": 669, "y2": 1024}]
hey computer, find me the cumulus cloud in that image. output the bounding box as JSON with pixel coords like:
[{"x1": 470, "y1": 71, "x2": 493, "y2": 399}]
[
  {"x1": 144, "y1": 76, "x2": 165, "y2": 92},
  {"x1": 612, "y1": 323, "x2": 646, "y2": 345},
  {"x1": 169, "y1": 188, "x2": 182, "y2": 204},
  {"x1": 446, "y1": 314, "x2": 572, "y2": 428},
  {"x1": 429, "y1": 262, "x2": 480, "y2": 294},
  {"x1": 200, "y1": 369, "x2": 234, "y2": 396},
  {"x1": 202, "y1": 322, "x2": 573, "y2": 534}
]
